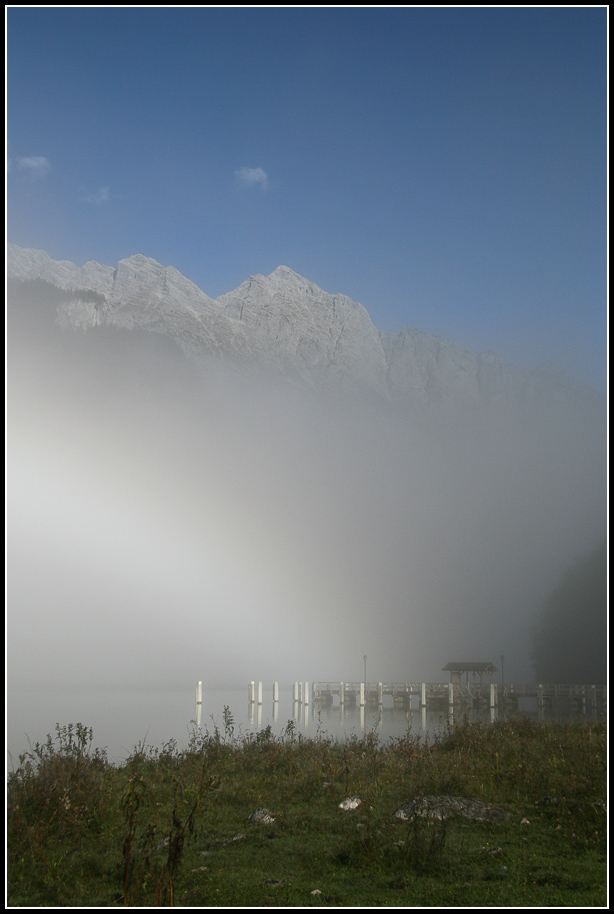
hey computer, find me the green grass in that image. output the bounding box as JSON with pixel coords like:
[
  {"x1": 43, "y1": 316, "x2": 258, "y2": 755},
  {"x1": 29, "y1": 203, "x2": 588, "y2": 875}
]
[{"x1": 7, "y1": 714, "x2": 607, "y2": 906}]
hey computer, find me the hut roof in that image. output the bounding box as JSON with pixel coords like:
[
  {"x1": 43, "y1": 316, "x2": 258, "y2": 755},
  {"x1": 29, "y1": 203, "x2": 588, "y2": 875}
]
[{"x1": 442, "y1": 662, "x2": 498, "y2": 673}]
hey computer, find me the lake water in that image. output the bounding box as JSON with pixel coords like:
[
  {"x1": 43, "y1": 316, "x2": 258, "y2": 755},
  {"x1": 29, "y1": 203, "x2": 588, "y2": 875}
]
[{"x1": 7, "y1": 682, "x2": 602, "y2": 772}]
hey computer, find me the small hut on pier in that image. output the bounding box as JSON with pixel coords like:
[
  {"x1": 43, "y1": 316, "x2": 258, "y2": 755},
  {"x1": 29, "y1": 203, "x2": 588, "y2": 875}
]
[{"x1": 442, "y1": 662, "x2": 498, "y2": 691}]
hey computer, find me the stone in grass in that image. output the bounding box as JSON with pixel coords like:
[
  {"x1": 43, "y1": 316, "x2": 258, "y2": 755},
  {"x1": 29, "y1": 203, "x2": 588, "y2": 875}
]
[
  {"x1": 248, "y1": 808, "x2": 276, "y2": 824},
  {"x1": 382, "y1": 840, "x2": 406, "y2": 853},
  {"x1": 339, "y1": 796, "x2": 365, "y2": 811},
  {"x1": 221, "y1": 833, "x2": 246, "y2": 845},
  {"x1": 393, "y1": 796, "x2": 511, "y2": 822}
]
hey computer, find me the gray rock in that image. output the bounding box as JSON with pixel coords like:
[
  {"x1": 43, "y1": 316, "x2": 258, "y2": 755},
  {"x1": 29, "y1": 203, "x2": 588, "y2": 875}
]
[
  {"x1": 248, "y1": 808, "x2": 276, "y2": 824},
  {"x1": 339, "y1": 796, "x2": 365, "y2": 811},
  {"x1": 393, "y1": 796, "x2": 511, "y2": 822}
]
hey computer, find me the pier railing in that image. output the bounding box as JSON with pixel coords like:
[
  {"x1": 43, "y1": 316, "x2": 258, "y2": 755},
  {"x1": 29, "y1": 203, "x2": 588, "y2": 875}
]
[
  {"x1": 307, "y1": 680, "x2": 607, "y2": 710},
  {"x1": 193, "y1": 680, "x2": 607, "y2": 711}
]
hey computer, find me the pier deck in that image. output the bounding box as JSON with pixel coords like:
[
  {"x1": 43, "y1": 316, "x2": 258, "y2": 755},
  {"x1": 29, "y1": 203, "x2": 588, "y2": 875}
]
[
  {"x1": 309, "y1": 681, "x2": 607, "y2": 711},
  {"x1": 240, "y1": 680, "x2": 606, "y2": 711}
]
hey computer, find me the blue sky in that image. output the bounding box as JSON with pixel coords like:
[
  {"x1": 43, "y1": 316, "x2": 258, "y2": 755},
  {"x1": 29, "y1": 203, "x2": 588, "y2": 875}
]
[{"x1": 7, "y1": 7, "x2": 607, "y2": 390}]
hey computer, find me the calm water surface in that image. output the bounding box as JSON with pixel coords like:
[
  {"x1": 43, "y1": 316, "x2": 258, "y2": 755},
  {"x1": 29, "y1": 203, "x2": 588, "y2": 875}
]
[{"x1": 7, "y1": 682, "x2": 600, "y2": 771}]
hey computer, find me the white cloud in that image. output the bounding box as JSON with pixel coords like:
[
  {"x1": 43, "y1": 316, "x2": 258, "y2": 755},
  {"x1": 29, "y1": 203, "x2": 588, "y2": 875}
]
[
  {"x1": 82, "y1": 186, "x2": 111, "y2": 205},
  {"x1": 15, "y1": 156, "x2": 51, "y2": 177},
  {"x1": 235, "y1": 166, "x2": 268, "y2": 190}
]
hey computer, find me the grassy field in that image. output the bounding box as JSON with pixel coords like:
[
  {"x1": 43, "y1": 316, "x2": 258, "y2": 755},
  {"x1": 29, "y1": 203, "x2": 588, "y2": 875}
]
[{"x1": 7, "y1": 713, "x2": 607, "y2": 906}]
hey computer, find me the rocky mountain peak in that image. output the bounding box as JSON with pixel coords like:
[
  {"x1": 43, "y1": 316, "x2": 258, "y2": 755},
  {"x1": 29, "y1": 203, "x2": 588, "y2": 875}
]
[
  {"x1": 268, "y1": 265, "x2": 309, "y2": 283},
  {"x1": 8, "y1": 243, "x2": 602, "y2": 414},
  {"x1": 264, "y1": 265, "x2": 325, "y2": 295}
]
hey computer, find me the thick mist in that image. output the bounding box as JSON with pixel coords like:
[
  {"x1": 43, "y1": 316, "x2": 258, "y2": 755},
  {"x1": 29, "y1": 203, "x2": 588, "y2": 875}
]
[{"x1": 8, "y1": 296, "x2": 606, "y2": 692}]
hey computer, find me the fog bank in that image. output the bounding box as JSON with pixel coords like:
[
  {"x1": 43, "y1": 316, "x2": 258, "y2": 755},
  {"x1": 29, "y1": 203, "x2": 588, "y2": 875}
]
[{"x1": 8, "y1": 302, "x2": 606, "y2": 690}]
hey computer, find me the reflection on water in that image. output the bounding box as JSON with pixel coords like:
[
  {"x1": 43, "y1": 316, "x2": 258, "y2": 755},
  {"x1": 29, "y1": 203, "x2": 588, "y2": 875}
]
[
  {"x1": 7, "y1": 683, "x2": 605, "y2": 771},
  {"x1": 224, "y1": 691, "x2": 603, "y2": 747}
]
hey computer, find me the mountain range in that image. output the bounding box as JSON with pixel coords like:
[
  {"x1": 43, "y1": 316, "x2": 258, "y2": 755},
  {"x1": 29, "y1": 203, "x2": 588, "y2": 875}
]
[{"x1": 7, "y1": 243, "x2": 601, "y2": 414}]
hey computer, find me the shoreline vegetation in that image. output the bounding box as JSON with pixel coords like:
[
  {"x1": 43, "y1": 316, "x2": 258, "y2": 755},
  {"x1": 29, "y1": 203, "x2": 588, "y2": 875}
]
[{"x1": 7, "y1": 715, "x2": 606, "y2": 907}]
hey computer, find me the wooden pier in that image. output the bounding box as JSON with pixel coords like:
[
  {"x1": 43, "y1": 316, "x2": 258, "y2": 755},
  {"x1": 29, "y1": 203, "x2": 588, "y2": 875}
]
[
  {"x1": 501, "y1": 682, "x2": 607, "y2": 711},
  {"x1": 241, "y1": 680, "x2": 606, "y2": 712},
  {"x1": 311, "y1": 681, "x2": 489, "y2": 710},
  {"x1": 307, "y1": 681, "x2": 607, "y2": 711}
]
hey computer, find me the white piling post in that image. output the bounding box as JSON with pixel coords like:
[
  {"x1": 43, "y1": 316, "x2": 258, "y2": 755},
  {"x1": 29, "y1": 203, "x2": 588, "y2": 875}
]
[
  {"x1": 298, "y1": 681, "x2": 303, "y2": 703},
  {"x1": 248, "y1": 681, "x2": 255, "y2": 703},
  {"x1": 448, "y1": 682, "x2": 454, "y2": 707},
  {"x1": 490, "y1": 682, "x2": 496, "y2": 709},
  {"x1": 339, "y1": 682, "x2": 345, "y2": 705},
  {"x1": 421, "y1": 682, "x2": 427, "y2": 708},
  {"x1": 258, "y1": 681, "x2": 263, "y2": 705},
  {"x1": 304, "y1": 681, "x2": 309, "y2": 706},
  {"x1": 196, "y1": 681, "x2": 203, "y2": 705},
  {"x1": 273, "y1": 681, "x2": 279, "y2": 703},
  {"x1": 293, "y1": 681, "x2": 299, "y2": 702},
  {"x1": 378, "y1": 682, "x2": 383, "y2": 706},
  {"x1": 360, "y1": 682, "x2": 365, "y2": 706}
]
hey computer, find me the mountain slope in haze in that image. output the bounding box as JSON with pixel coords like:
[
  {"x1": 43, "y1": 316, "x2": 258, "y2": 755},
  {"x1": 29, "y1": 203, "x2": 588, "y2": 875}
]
[
  {"x1": 7, "y1": 244, "x2": 607, "y2": 686},
  {"x1": 7, "y1": 243, "x2": 602, "y2": 413}
]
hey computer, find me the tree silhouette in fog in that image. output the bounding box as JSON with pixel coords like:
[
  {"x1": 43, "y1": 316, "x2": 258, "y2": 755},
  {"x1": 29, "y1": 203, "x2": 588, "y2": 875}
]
[{"x1": 531, "y1": 541, "x2": 606, "y2": 684}]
